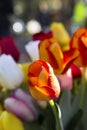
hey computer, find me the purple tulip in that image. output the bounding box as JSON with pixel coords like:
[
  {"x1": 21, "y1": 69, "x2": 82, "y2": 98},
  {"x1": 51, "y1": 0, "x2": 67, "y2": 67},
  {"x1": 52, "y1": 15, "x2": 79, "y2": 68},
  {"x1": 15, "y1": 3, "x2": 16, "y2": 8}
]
[{"x1": 4, "y1": 89, "x2": 38, "y2": 122}]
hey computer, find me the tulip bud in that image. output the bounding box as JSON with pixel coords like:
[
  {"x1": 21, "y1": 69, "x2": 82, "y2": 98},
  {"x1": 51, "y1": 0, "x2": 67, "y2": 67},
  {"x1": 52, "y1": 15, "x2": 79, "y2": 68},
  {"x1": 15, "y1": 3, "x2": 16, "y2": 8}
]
[
  {"x1": 28, "y1": 60, "x2": 60, "y2": 101},
  {"x1": 25, "y1": 40, "x2": 40, "y2": 61},
  {"x1": 0, "y1": 111, "x2": 24, "y2": 130},
  {"x1": 0, "y1": 54, "x2": 24, "y2": 89},
  {"x1": 4, "y1": 89, "x2": 38, "y2": 122}
]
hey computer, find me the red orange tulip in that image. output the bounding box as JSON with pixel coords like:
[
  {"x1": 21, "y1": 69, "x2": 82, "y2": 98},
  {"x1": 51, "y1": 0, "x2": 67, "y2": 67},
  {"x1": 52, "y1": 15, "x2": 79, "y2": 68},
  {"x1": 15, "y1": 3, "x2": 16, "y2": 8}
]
[
  {"x1": 70, "y1": 28, "x2": 87, "y2": 66},
  {"x1": 39, "y1": 37, "x2": 79, "y2": 74},
  {"x1": 28, "y1": 60, "x2": 60, "y2": 101}
]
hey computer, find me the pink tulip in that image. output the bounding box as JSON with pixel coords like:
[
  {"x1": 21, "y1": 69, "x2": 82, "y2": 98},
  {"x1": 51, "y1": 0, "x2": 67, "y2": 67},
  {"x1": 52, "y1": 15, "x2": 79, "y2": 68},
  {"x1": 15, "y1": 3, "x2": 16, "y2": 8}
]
[
  {"x1": 58, "y1": 69, "x2": 73, "y2": 90},
  {"x1": 4, "y1": 89, "x2": 38, "y2": 122}
]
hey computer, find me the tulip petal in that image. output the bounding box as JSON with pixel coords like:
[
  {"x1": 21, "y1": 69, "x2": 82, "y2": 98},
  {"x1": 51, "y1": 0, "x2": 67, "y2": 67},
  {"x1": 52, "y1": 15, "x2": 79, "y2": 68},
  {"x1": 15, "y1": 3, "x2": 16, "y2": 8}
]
[
  {"x1": 28, "y1": 60, "x2": 50, "y2": 77},
  {"x1": 62, "y1": 48, "x2": 79, "y2": 73},
  {"x1": 70, "y1": 28, "x2": 86, "y2": 48},
  {"x1": 50, "y1": 22, "x2": 70, "y2": 50},
  {"x1": 0, "y1": 111, "x2": 24, "y2": 130},
  {"x1": 58, "y1": 69, "x2": 73, "y2": 90},
  {"x1": 25, "y1": 40, "x2": 40, "y2": 61},
  {"x1": 39, "y1": 38, "x2": 63, "y2": 74},
  {"x1": 14, "y1": 89, "x2": 37, "y2": 119},
  {"x1": 70, "y1": 28, "x2": 87, "y2": 66},
  {"x1": 0, "y1": 54, "x2": 24, "y2": 89},
  {"x1": 49, "y1": 38, "x2": 63, "y2": 73},
  {"x1": 30, "y1": 85, "x2": 59, "y2": 101},
  {"x1": 4, "y1": 98, "x2": 35, "y2": 121},
  {"x1": 33, "y1": 31, "x2": 53, "y2": 41}
]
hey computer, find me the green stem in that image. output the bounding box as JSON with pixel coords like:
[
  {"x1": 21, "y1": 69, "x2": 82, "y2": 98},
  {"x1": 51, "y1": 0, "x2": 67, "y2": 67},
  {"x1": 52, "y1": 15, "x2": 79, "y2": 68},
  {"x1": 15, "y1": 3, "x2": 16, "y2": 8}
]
[
  {"x1": 80, "y1": 68, "x2": 86, "y2": 109},
  {"x1": 49, "y1": 100, "x2": 63, "y2": 130}
]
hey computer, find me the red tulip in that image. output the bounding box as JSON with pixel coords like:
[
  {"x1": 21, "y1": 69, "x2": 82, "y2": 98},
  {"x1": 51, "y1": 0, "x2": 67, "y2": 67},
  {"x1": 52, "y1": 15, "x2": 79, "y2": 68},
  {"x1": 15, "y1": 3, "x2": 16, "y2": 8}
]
[
  {"x1": 33, "y1": 31, "x2": 53, "y2": 41},
  {"x1": 28, "y1": 60, "x2": 60, "y2": 101},
  {"x1": 0, "y1": 35, "x2": 20, "y2": 62},
  {"x1": 71, "y1": 64, "x2": 82, "y2": 78}
]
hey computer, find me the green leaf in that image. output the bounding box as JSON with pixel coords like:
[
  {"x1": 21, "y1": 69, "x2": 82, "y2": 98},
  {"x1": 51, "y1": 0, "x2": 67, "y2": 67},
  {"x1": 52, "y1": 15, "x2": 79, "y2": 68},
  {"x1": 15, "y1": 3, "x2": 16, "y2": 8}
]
[
  {"x1": 24, "y1": 121, "x2": 42, "y2": 130},
  {"x1": 72, "y1": 85, "x2": 82, "y2": 115},
  {"x1": 81, "y1": 86, "x2": 87, "y2": 130},
  {"x1": 65, "y1": 109, "x2": 83, "y2": 130},
  {"x1": 41, "y1": 105, "x2": 55, "y2": 130},
  {"x1": 59, "y1": 88, "x2": 72, "y2": 128}
]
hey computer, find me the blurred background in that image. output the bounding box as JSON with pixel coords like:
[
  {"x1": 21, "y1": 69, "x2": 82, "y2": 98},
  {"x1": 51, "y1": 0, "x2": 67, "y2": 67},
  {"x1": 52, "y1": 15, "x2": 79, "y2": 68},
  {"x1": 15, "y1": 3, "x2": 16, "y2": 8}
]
[{"x1": 0, "y1": 0, "x2": 87, "y2": 62}]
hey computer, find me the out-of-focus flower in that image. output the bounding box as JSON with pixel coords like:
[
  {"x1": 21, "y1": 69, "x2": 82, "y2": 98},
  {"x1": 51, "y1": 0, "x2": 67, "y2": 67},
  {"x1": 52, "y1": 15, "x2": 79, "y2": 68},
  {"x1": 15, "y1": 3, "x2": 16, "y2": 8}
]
[
  {"x1": 71, "y1": 64, "x2": 82, "y2": 78},
  {"x1": 4, "y1": 88, "x2": 38, "y2": 122},
  {"x1": 39, "y1": 37, "x2": 79, "y2": 74},
  {"x1": 19, "y1": 63, "x2": 30, "y2": 83},
  {"x1": 25, "y1": 31, "x2": 53, "y2": 62},
  {"x1": 50, "y1": 22, "x2": 70, "y2": 51},
  {"x1": 33, "y1": 31, "x2": 53, "y2": 41},
  {"x1": 0, "y1": 54, "x2": 24, "y2": 89},
  {"x1": 70, "y1": 28, "x2": 87, "y2": 67},
  {"x1": 57, "y1": 69, "x2": 73, "y2": 90},
  {"x1": 0, "y1": 35, "x2": 20, "y2": 62},
  {"x1": 0, "y1": 111, "x2": 24, "y2": 130},
  {"x1": 28, "y1": 60, "x2": 60, "y2": 101},
  {"x1": 25, "y1": 40, "x2": 40, "y2": 61}
]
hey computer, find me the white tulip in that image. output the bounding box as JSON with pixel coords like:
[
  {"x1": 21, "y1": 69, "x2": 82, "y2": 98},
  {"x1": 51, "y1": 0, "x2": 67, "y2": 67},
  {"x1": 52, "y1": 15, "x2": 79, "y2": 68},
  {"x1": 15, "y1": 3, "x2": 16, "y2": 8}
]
[
  {"x1": 0, "y1": 54, "x2": 24, "y2": 89},
  {"x1": 25, "y1": 40, "x2": 40, "y2": 61}
]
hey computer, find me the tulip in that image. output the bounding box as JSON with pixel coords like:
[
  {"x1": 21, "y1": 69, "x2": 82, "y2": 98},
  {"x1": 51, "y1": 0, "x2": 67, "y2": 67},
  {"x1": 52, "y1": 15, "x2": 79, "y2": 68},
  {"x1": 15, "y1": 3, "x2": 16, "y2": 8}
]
[
  {"x1": 25, "y1": 40, "x2": 40, "y2": 61},
  {"x1": 19, "y1": 63, "x2": 30, "y2": 83},
  {"x1": 0, "y1": 111, "x2": 24, "y2": 130},
  {"x1": 33, "y1": 31, "x2": 53, "y2": 41},
  {"x1": 0, "y1": 35, "x2": 20, "y2": 62},
  {"x1": 50, "y1": 22, "x2": 70, "y2": 51},
  {"x1": 28, "y1": 60, "x2": 60, "y2": 101},
  {"x1": 25, "y1": 31, "x2": 53, "y2": 62},
  {"x1": 39, "y1": 37, "x2": 79, "y2": 74},
  {"x1": 70, "y1": 28, "x2": 87, "y2": 67},
  {"x1": 71, "y1": 64, "x2": 82, "y2": 78},
  {"x1": 0, "y1": 54, "x2": 24, "y2": 89},
  {"x1": 4, "y1": 88, "x2": 38, "y2": 122},
  {"x1": 58, "y1": 69, "x2": 73, "y2": 90}
]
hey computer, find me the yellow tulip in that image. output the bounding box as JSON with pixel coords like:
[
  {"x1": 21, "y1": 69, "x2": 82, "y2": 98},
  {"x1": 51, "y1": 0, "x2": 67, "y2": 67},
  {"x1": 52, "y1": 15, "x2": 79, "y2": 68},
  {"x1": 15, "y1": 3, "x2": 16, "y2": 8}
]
[
  {"x1": 50, "y1": 22, "x2": 70, "y2": 51},
  {"x1": 0, "y1": 111, "x2": 24, "y2": 130},
  {"x1": 19, "y1": 63, "x2": 30, "y2": 83}
]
